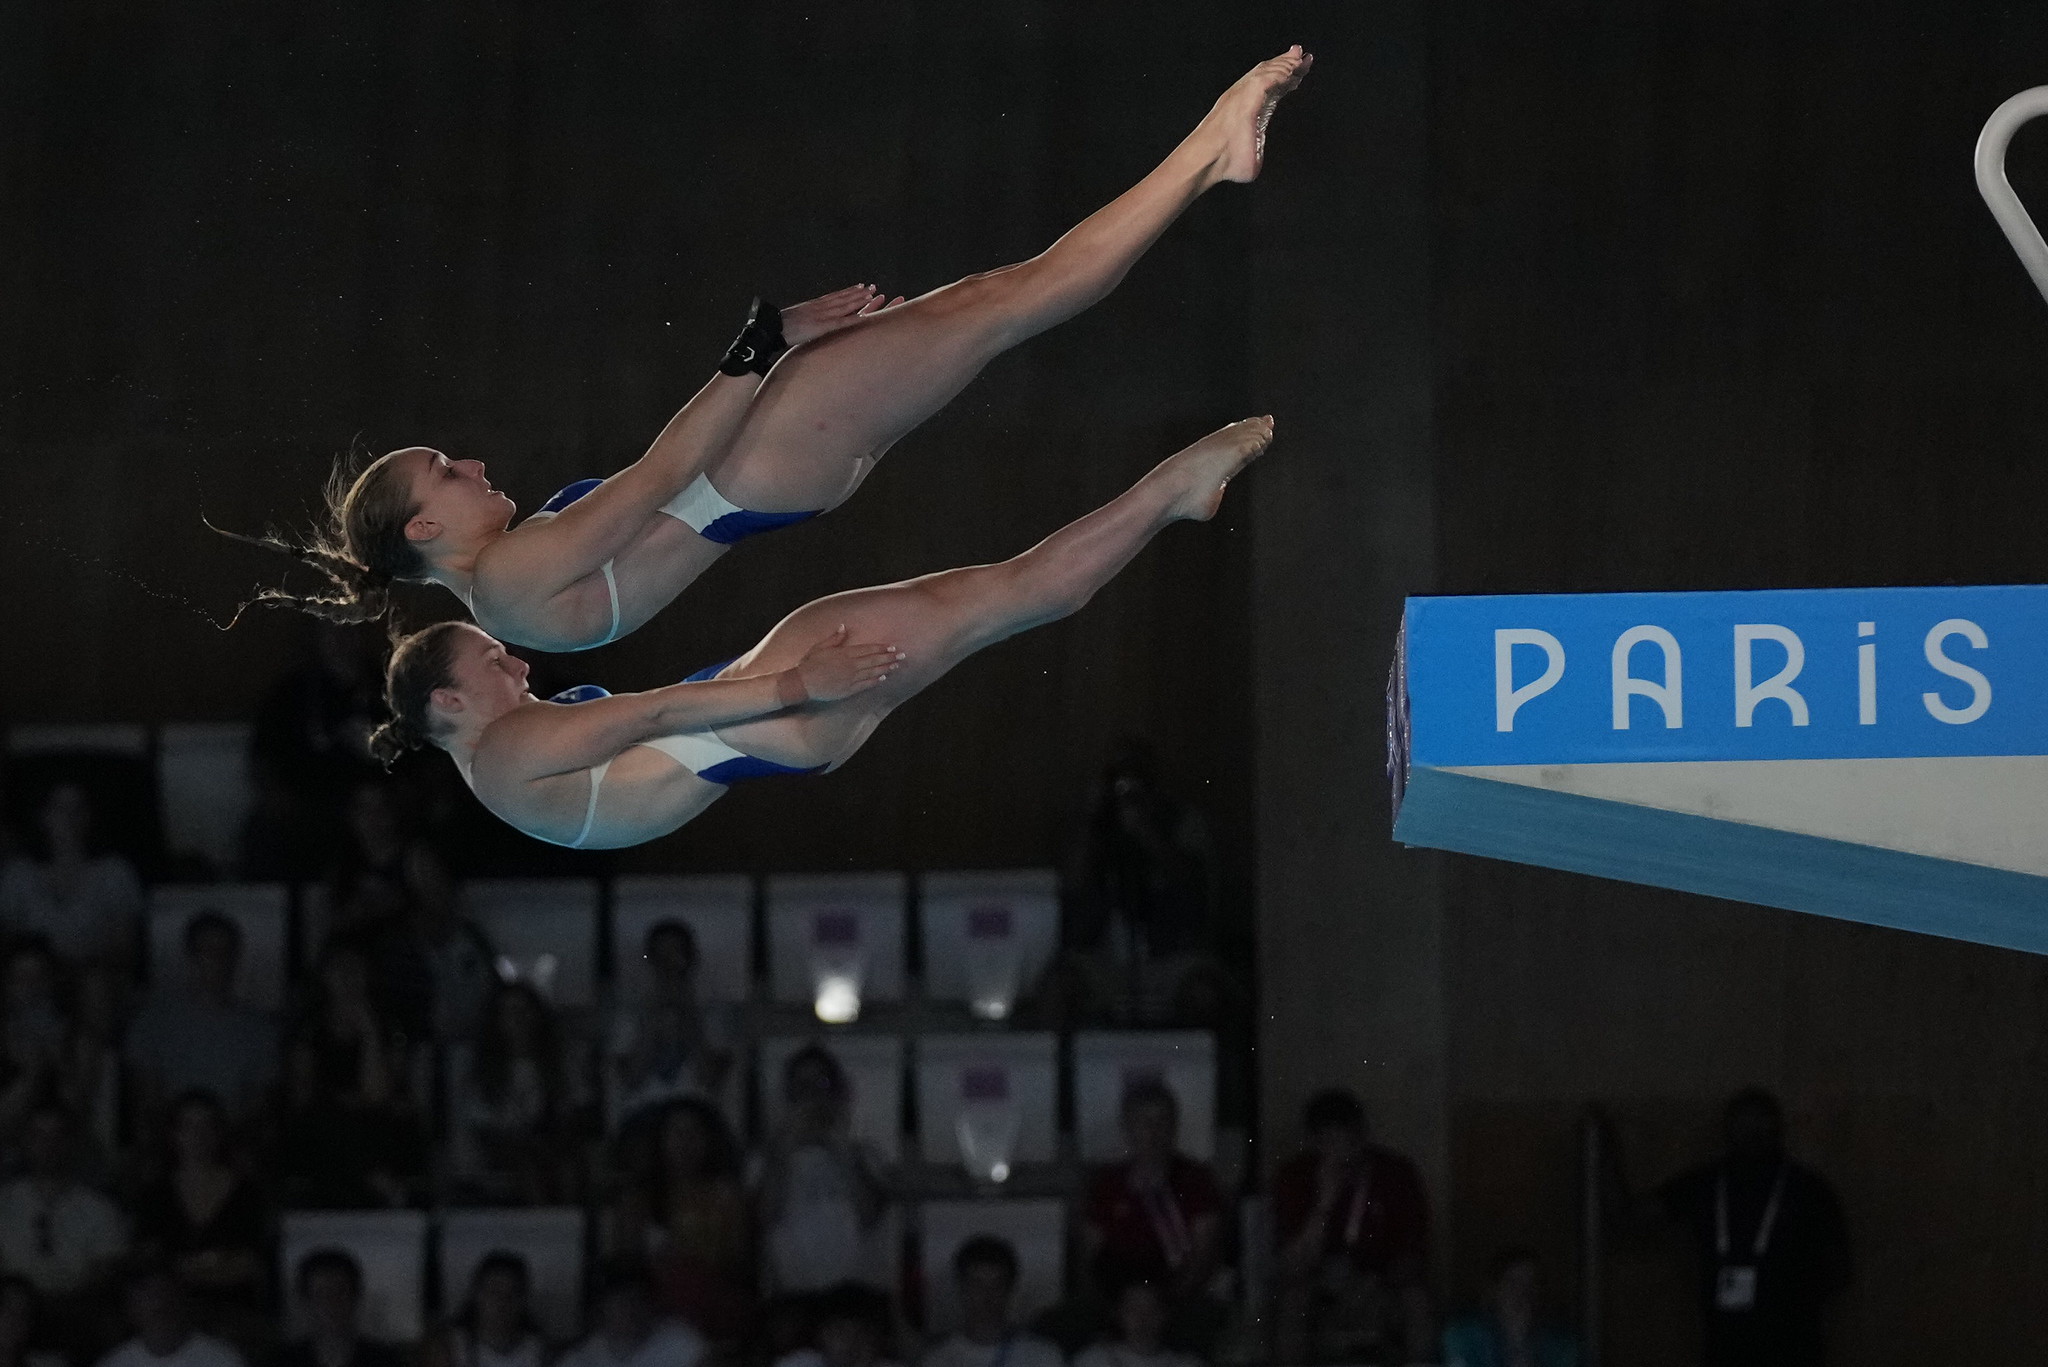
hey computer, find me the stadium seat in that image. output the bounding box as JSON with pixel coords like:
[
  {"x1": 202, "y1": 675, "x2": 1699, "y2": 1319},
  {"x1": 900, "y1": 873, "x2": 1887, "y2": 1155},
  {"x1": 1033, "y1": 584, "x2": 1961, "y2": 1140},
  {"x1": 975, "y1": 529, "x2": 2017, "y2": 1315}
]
[
  {"x1": 281, "y1": 1209, "x2": 430, "y2": 1340},
  {"x1": 919, "y1": 1199, "x2": 1066, "y2": 1333},
  {"x1": 610, "y1": 874, "x2": 754, "y2": 1003},
  {"x1": 1072, "y1": 1030, "x2": 1217, "y2": 1162},
  {"x1": 917, "y1": 870, "x2": 1058, "y2": 1020},
  {"x1": 146, "y1": 883, "x2": 290, "y2": 1012},
  {"x1": 462, "y1": 878, "x2": 600, "y2": 1008},
  {"x1": 757, "y1": 1033, "x2": 904, "y2": 1161},
  {"x1": 3, "y1": 725, "x2": 161, "y2": 869},
  {"x1": 438, "y1": 1207, "x2": 586, "y2": 1341},
  {"x1": 5, "y1": 723, "x2": 149, "y2": 756},
  {"x1": 913, "y1": 1033, "x2": 1058, "y2": 1179},
  {"x1": 766, "y1": 872, "x2": 906, "y2": 1020},
  {"x1": 157, "y1": 721, "x2": 254, "y2": 877}
]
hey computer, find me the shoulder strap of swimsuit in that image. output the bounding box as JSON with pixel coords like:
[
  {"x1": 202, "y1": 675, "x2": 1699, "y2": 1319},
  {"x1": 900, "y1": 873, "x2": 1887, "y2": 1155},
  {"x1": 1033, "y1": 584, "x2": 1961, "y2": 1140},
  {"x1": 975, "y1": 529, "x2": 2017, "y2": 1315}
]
[
  {"x1": 600, "y1": 560, "x2": 621, "y2": 644},
  {"x1": 571, "y1": 757, "x2": 612, "y2": 849}
]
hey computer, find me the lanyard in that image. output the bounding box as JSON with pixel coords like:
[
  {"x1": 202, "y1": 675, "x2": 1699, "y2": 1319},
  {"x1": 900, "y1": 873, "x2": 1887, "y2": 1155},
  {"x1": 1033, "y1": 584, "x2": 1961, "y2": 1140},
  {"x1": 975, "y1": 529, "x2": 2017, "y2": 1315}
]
[
  {"x1": 1715, "y1": 1164, "x2": 1787, "y2": 1261},
  {"x1": 1134, "y1": 1175, "x2": 1193, "y2": 1266},
  {"x1": 1338, "y1": 1167, "x2": 1373, "y2": 1248}
]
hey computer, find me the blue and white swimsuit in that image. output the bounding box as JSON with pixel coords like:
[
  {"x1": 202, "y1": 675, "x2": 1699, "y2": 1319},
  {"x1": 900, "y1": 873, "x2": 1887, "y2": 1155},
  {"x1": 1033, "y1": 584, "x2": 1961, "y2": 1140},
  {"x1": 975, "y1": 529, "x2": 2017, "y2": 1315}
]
[
  {"x1": 452, "y1": 677, "x2": 823, "y2": 851},
  {"x1": 479, "y1": 474, "x2": 819, "y2": 649},
  {"x1": 538, "y1": 678, "x2": 823, "y2": 848}
]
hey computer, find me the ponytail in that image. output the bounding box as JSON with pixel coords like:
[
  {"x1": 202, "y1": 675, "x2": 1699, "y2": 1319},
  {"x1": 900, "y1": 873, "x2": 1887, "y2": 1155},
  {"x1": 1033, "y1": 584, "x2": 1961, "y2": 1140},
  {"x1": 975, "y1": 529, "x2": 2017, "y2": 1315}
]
[
  {"x1": 373, "y1": 620, "x2": 468, "y2": 770},
  {"x1": 211, "y1": 453, "x2": 428, "y2": 626}
]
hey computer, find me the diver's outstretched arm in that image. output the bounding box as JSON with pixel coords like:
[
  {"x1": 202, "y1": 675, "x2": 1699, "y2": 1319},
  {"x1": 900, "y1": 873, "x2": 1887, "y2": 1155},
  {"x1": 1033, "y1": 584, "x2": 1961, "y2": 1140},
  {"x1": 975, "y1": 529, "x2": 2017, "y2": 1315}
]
[
  {"x1": 485, "y1": 626, "x2": 901, "y2": 783},
  {"x1": 492, "y1": 285, "x2": 887, "y2": 599}
]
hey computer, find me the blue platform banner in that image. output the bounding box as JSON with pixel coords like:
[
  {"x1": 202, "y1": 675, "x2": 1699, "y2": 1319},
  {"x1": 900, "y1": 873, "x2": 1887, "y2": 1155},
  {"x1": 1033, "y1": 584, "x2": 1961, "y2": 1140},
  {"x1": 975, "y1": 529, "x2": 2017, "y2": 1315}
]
[{"x1": 1403, "y1": 585, "x2": 2048, "y2": 768}]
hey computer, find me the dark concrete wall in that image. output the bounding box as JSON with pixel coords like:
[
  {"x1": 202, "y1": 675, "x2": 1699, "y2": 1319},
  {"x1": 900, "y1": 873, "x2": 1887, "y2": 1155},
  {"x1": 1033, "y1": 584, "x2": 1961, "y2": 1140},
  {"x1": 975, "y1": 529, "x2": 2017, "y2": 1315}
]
[{"x1": 1247, "y1": 0, "x2": 1447, "y2": 1231}]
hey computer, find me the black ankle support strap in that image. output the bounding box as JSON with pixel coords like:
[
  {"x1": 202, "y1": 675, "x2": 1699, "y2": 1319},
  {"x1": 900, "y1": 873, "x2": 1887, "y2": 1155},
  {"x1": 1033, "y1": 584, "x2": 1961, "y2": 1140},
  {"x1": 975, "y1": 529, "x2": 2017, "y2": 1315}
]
[{"x1": 719, "y1": 297, "x2": 789, "y2": 377}]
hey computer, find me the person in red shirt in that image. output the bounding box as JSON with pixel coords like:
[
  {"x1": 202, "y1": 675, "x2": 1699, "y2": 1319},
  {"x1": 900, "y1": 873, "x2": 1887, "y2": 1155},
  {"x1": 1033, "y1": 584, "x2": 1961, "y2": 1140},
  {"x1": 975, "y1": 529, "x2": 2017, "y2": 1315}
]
[
  {"x1": 1270, "y1": 1089, "x2": 1433, "y2": 1363},
  {"x1": 1082, "y1": 1081, "x2": 1226, "y2": 1350}
]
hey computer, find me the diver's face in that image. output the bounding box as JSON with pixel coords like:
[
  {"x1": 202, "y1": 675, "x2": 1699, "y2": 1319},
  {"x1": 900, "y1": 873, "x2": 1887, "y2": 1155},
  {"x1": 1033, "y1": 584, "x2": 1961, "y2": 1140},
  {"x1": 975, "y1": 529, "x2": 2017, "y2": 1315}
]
[
  {"x1": 399, "y1": 447, "x2": 515, "y2": 546},
  {"x1": 436, "y1": 626, "x2": 533, "y2": 731}
]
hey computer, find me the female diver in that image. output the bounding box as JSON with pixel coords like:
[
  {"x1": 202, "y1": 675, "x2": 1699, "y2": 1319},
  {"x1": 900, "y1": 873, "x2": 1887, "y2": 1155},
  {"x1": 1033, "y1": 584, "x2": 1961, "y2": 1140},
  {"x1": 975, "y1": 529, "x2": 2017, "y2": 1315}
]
[
  {"x1": 247, "y1": 49, "x2": 1309, "y2": 653},
  {"x1": 368, "y1": 418, "x2": 1273, "y2": 849}
]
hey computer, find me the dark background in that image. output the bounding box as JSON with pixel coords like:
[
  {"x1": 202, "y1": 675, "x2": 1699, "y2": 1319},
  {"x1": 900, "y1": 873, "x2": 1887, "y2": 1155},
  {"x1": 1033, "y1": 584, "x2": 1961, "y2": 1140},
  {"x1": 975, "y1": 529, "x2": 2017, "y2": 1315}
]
[{"x1": 7, "y1": 0, "x2": 2048, "y2": 1359}]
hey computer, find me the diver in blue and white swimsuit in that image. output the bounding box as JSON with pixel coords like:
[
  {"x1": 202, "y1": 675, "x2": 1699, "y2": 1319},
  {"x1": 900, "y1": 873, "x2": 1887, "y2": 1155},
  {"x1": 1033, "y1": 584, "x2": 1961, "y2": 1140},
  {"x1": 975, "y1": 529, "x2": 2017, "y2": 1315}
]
[{"x1": 239, "y1": 47, "x2": 1311, "y2": 653}]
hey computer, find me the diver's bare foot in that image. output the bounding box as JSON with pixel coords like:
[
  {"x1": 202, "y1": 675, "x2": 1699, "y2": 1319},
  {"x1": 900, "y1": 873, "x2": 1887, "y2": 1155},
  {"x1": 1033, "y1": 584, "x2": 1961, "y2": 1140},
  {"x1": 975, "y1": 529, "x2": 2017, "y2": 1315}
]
[
  {"x1": 1161, "y1": 417, "x2": 1275, "y2": 521},
  {"x1": 1205, "y1": 46, "x2": 1312, "y2": 185}
]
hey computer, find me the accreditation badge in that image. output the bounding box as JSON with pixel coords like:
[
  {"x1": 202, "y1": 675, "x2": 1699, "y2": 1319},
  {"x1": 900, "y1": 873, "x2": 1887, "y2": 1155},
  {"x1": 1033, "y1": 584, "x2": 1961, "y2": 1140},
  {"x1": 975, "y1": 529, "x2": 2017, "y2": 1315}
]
[{"x1": 1715, "y1": 1263, "x2": 1759, "y2": 1311}]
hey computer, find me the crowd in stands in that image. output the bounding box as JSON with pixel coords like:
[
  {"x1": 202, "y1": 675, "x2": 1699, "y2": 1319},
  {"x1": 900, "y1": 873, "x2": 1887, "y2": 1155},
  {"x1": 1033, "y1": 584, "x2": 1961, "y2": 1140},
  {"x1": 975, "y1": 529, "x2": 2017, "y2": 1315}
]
[{"x1": 0, "y1": 626, "x2": 1850, "y2": 1367}]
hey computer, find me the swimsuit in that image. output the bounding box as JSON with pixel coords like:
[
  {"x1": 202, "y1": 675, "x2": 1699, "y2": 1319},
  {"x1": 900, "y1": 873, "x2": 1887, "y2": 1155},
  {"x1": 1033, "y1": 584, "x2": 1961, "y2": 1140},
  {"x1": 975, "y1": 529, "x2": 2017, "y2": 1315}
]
[
  {"x1": 464, "y1": 475, "x2": 821, "y2": 650},
  {"x1": 452, "y1": 677, "x2": 825, "y2": 850}
]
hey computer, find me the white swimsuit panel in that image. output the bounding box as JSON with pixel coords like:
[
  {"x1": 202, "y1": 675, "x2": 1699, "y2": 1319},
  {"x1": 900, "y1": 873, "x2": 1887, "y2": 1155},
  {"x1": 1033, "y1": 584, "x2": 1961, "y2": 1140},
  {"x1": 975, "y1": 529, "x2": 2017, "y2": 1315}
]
[
  {"x1": 460, "y1": 473, "x2": 741, "y2": 650},
  {"x1": 635, "y1": 729, "x2": 751, "y2": 774},
  {"x1": 451, "y1": 732, "x2": 738, "y2": 852},
  {"x1": 660, "y1": 473, "x2": 748, "y2": 535}
]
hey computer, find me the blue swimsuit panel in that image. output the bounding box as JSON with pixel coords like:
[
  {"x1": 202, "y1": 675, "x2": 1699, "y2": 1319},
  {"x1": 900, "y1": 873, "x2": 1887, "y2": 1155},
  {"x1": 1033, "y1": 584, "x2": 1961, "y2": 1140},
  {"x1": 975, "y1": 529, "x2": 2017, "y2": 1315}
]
[
  {"x1": 537, "y1": 477, "x2": 817, "y2": 543},
  {"x1": 548, "y1": 677, "x2": 824, "y2": 784}
]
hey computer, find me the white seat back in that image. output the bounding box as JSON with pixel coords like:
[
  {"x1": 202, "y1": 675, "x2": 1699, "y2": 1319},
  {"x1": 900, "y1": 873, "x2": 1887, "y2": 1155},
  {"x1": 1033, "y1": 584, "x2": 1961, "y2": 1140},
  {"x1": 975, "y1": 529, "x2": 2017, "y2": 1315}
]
[
  {"x1": 609, "y1": 875, "x2": 753, "y2": 1003},
  {"x1": 157, "y1": 722, "x2": 254, "y2": 876},
  {"x1": 919, "y1": 1199, "x2": 1066, "y2": 1333},
  {"x1": 914, "y1": 1033, "x2": 1058, "y2": 1177},
  {"x1": 146, "y1": 883, "x2": 290, "y2": 1012},
  {"x1": 5, "y1": 723, "x2": 149, "y2": 755},
  {"x1": 462, "y1": 879, "x2": 600, "y2": 1007},
  {"x1": 917, "y1": 870, "x2": 1059, "y2": 1020},
  {"x1": 1072, "y1": 1030, "x2": 1217, "y2": 1162},
  {"x1": 438, "y1": 1207, "x2": 587, "y2": 1341},
  {"x1": 757, "y1": 1034, "x2": 904, "y2": 1162},
  {"x1": 281, "y1": 1210, "x2": 429, "y2": 1340},
  {"x1": 766, "y1": 873, "x2": 906, "y2": 1019}
]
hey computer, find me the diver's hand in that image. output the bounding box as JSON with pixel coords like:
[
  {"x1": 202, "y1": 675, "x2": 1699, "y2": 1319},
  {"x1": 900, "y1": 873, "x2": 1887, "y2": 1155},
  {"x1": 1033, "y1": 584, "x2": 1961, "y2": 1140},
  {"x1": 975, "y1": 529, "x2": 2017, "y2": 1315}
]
[
  {"x1": 782, "y1": 284, "x2": 898, "y2": 345},
  {"x1": 783, "y1": 624, "x2": 903, "y2": 705}
]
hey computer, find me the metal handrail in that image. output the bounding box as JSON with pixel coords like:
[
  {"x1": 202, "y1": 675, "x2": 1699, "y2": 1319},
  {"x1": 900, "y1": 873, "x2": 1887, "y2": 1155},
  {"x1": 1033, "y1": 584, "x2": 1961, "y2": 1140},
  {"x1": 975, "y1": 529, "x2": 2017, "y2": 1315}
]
[
  {"x1": 1579, "y1": 1111, "x2": 1604, "y2": 1367},
  {"x1": 1976, "y1": 87, "x2": 2048, "y2": 308}
]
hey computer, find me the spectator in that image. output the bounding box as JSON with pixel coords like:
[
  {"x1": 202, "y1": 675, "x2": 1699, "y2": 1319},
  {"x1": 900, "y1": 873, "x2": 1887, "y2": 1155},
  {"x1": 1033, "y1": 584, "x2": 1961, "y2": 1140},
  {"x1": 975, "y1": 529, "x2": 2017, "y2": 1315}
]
[
  {"x1": 753, "y1": 1047, "x2": 888, "y2": 1295},
  {"x1": 0, "y1": 782, "x2": 142, "y2": 982},
  {"x1": 390, "y1": 852, "x2": 495, "y2": 1044},
  {"x1": 0, "y1": 942, "x2": 107, "y2": 1165},
  {"x1": 605, "y1": 922, "x2": 737, "y2": 1127},
  {"x1": 131, "y1": 1092, "x2": 270, "y2": 1337},
  {"x1": 0, "y1": 1103, "x2": 129, "y2": 1354},
  {"x1": 268, "y1": 1250, "x2": 403, "y2": 1367},
  {"x1": 607, "y1": 1099, "x2": 751, "y2": 1342},
  {"x1": 1065, "y1": 741, "x2": 1218, "y2": 1017},
  {"x1": 96, "y1": 1264, "x2": 245, "y2": 1367},
  {"x1": 1271, "y1": 1089, "x2": 1432, "y2": 1365},
  {"x1": 1081, "y1": 1081, "x2": 1224, "y2": 1348},
  {"x1": 1073, "y1": 1281, "x2": 1200, "y2": 1367},
  {"x1": 70, "y1": 967, "x2": 122, "y2": 1161},
  {"x1": 1441, "y1": 1248, "x2": 1578, "y2": 1367},
  {"x1": 280, "y1": 938, "x2": 423, "y2": 1208},
  {"x1": 770, "y1": 1282, "x2": 901, "y2": 1367},
  {"x1": 125, "y1": 914, "x2": 281, "y2": 1135},
  {"x1": 425, "y1": 1253, "x2": 550, "y2": 1367},
  {"x1": 1603, "y1": 1088, "x2": 1850, "y2": 1367},
  {"x1": 327, "y1": 784, "x2": 491, "y2": 1044},
  {"x1": 0, "y1": 1275, "x2": 67, "y2": 1367},
  {"x1": 919, "y1": 1237, "x2": 1062, "y2": 1367},
  {"x1": 246, "y1": 623, "x2": 386, "y2": 880},
  {"x1": 449, "y1": 982, "x2": 587, "y2": 1205},
  {"x1": 556, "y1": 1263, "x2": 704, "y2": 1367}
]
